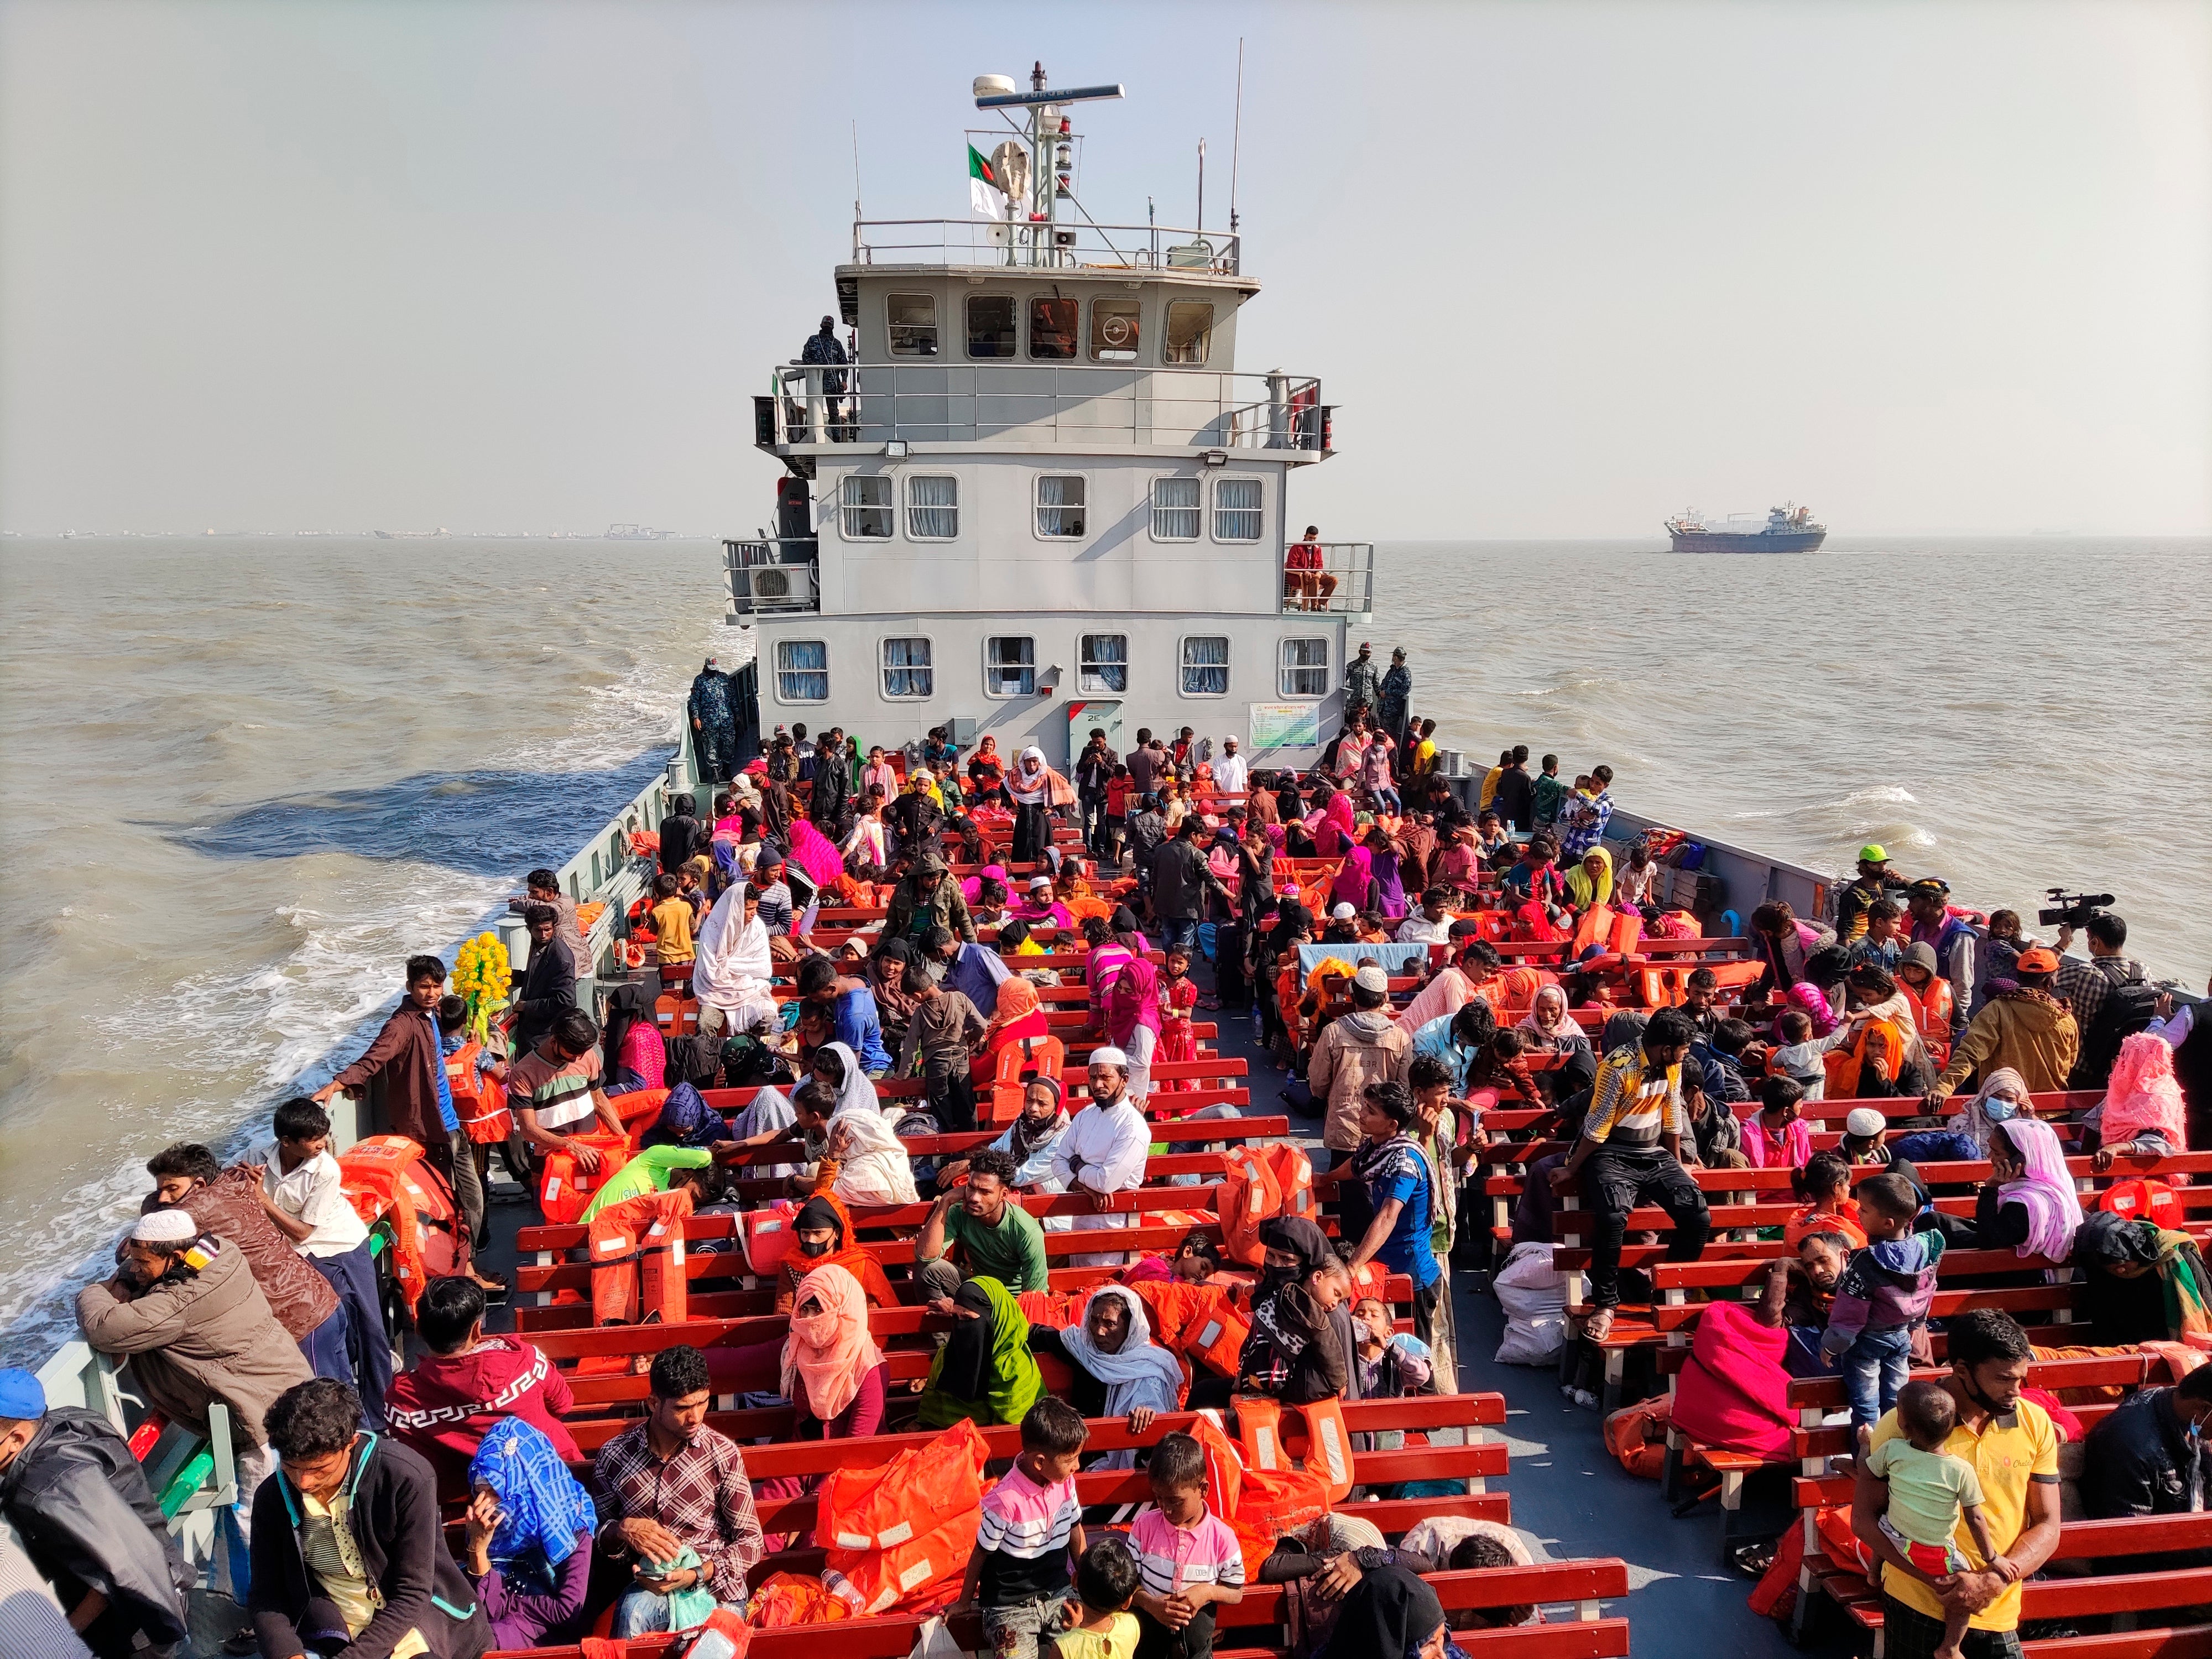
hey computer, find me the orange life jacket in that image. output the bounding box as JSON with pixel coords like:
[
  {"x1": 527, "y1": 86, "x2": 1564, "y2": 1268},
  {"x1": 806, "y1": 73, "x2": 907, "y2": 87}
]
[
  {"x1": 1217, "y1": 1143, "x2": 1317, "y2": 1266},
  {"x1": 587, "y1": 1186, "x2": 693, "y2": 1329},
  {"x1": 1180, "y1": 1291, "x2": 1253, "y2": 1379},
  {"x1": 1233, "y1": 1395, "x2": 1352, "y2": 1501},
  {"x1": 445, "y1": 1039, "x2": 515, "y2": 1145},
  {"x1": 1902, "y1": 977, "x2": 1954, "y2": 1067},
  {"x1": 818, "y1": 1420, "x2": 990, "y2": 1618},
  {"x1": 338, "y1": 1135, "x2": 462, "y2": 1312},
  {"x1": 989, "y1": 1036, "x2": 1064, "y2": 1128},
  {"x1": 537, "y1": 1132, "x2": 631, "y2": 1225}
]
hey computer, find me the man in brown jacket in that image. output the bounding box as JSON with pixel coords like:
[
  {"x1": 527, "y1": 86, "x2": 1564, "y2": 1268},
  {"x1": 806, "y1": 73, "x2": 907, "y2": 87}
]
[
  {"x1": 141, "y1": 1143, "x2": 349, "y2": 1388},
  {"x1": 78, "y1": 1208, "x2": 312, "y2": 1463},
  {"x1": 1307, "y1": 963, "x2": 1413, "y2": 1161},
  {"x1": 1925, "y1": 946, "x2": 2082, "y2": 1105},
  {"x1": 315, "y1": 953, "x2": 472, "y2": 1223}
]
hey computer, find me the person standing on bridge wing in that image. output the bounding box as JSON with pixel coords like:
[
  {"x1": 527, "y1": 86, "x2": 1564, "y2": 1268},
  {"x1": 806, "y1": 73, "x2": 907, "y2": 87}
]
[{"x1": 1545, "y1": 1006, "x2": 1710, "y2": 1343}]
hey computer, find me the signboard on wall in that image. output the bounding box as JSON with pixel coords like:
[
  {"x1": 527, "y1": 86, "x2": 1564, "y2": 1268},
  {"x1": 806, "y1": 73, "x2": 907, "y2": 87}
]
[{"x1": 1249, "y1": 702, "x2": 1321, "y2": 752}]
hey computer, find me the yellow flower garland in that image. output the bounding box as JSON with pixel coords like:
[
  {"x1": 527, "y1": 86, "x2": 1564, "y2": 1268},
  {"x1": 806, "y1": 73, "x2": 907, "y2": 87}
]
[{"x1": 451, "y1": 932, "x2": 512, "y2": 1043}]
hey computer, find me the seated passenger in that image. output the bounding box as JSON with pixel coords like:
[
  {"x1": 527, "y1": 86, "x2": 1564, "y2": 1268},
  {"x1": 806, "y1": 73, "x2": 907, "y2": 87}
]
[
  {"x1": 781, "y1": 1263, "x2": 888, "y2": 1441},
  {"x1": 1238, "y1": 1249, "x2": 1356, "y2": 1406},
  {"x1": 1042, "y1": 1285, "x2": 1185, "y2": 1464},
  {"x1": 1348, "y1": 1296, "x2": 1433, "y2": 1398},
  {"x1": 1785, "y1": 1150, "x2": 1866, "y2": 1247},
  {"x1": 2081, "y1": 1365, "x2": 2212, "y2": 1531},
  {"x1": 0, "y1": 1367, "x2": 189, "y2": 1659},
  {"x1": 1975, "y1": 1117, "x2": 2083, "y2": 1260},
  {"x1": 1756, "y1": 1229, "x2": 1851, "y2": 1378},
  {"x1": 916, "y1": 1149, "x2": 1052, "y2": 1302},
  {"x1": 384, "y1": 1277, "x2": 578, "y2": 1499},
  {"x1": 249, "y1": 1378, "x2": 489, "y2": 1658},
  {"x1": 774, "y1": 1192, "x2": 898, "y2": 1314},
  {"x1": 592, "y1": 1345, "x2": 763, "y2": 1635},
  {"x1": 1545, "y1": 1008, "x2": 1709, "y2": 1341},
  {"x1": 917, "y1": 1277, "x2": 1045, "y2": 1430},
  {"x1": 1314, "y1": 1562, "x2": 1444, "y2": 1659},
  {"x1": 1742, "y1": 1077, "x2": 1813, "y2": 1171},
  {"x1": 462, "y1": 1417, "x2": 596, "y2": 1650}
]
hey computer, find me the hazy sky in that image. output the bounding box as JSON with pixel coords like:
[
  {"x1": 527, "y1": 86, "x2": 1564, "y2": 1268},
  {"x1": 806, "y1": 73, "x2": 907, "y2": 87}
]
[{"x1": 3, "y1": 0, "x2": 2207, "y2": 538}]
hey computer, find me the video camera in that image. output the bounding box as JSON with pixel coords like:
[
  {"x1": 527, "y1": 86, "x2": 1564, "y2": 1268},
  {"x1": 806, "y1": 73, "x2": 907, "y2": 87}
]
[{"x1": 2038, "y1": 889, "x2": 2114, "y2": 929}]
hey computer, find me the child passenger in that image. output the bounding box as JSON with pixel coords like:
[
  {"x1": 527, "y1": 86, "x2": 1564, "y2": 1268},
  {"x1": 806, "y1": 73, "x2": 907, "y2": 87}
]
[
  {"x1": 1821, "y1": 1174, "x2": 1945, "y2": 1431},
  {"x1": 1051, "y1": 1538, "x2": 1144, "y2": 1659},
  {"x1": 959, "y1": 1397, "x2": 1089, "y2": 1659},
  {"x1": 1862, "y1": 1381, "x2": 1999, "y2": 1659},
  {"x1": 1128, "y1": 1431, "x2": 1244, "y2": 1659}
]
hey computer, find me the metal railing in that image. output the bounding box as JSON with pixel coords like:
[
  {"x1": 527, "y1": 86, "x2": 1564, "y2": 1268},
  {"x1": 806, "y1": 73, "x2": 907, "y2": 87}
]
[
  {"x1": 757, "y1": 363, "x2": 1328, "y2": 452},
  {"x1": 1279, "y1": 541, "x2": 1376, "y2": 617},
  {"x1": 852, "y1": 218, "x2": 1240, "y2": 275}
]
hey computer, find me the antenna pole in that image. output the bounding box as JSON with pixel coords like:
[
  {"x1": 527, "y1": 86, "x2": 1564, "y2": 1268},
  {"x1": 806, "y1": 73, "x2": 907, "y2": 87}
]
[
  {"x1": 1197, "y1": 138, "x2": 1205, "y2": 233},
  {"x1": 851, "y1": 120, "x2": 862, "y2": 223},
  {"x1": 1229, "y1": 38, "x2": 1243, "y2": 236}
]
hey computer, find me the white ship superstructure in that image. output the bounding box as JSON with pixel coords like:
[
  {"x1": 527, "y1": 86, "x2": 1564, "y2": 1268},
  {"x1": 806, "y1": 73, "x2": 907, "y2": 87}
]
[{"x1": 724, "y1": 65, "x2": 1371, "y2": 764}]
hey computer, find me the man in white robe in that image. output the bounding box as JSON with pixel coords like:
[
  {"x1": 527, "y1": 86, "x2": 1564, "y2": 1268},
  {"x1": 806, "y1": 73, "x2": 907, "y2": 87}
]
[
  {"x1": 691, "y1": 883, "x2": 777, "y2": 1036},
  {"x1": 1052, "y1": 1051, "x2": 1151, "y2": 1266}
]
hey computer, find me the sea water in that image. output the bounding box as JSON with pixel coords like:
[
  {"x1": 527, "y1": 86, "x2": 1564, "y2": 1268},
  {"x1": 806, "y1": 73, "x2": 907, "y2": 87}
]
[{"x1": 1, "y1": 533, "x2": 2205, "y2": 1361}]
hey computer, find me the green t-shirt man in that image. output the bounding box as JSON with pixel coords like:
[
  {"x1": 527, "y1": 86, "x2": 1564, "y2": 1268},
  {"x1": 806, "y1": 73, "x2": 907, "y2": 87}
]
[{"x1": 931, "y1": 1197, "x2": 1049, "y2": 1293}]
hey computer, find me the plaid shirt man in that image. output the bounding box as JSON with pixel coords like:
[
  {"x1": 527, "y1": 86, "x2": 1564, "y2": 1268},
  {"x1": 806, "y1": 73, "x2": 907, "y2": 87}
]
[
  {"x1": 2052, "y1": 952, "x2": 2144, "y2": 1036},
  {"x1": 1559, "y1": 788, "x2": 1613, "y2": 859},
  {"x1": 594, "y1": 1418, "x2": 765, "y2": 1606}
]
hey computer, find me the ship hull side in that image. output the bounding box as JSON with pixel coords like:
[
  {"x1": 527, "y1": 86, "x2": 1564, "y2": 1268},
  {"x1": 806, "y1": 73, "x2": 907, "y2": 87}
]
[{"x1": 1667, "y1": 529, "x2": 1827, "y2": 554}]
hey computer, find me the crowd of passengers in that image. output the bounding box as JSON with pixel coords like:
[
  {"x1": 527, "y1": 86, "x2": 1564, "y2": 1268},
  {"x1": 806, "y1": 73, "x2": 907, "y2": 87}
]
[{"x1": 11, "y1": 642, "x2": 2209, "y2": 1659}]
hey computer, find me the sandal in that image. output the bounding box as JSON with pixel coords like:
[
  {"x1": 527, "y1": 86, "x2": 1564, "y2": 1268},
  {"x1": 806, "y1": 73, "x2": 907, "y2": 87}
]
[{"x1": 1584, "y1": 1307, "x2": 1616, "y2": 1342}]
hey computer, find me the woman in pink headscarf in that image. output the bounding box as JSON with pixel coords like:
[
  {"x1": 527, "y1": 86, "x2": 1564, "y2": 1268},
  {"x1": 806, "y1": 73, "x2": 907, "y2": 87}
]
[
  {"x1": 1980, "y1": 1115, "x2": 2084, "y2": 1260},
  {"x1": 1329, "y1": 844, "x2": 1378, "y2": 914},
  {"x1": 1303, "y1": 782, "x2": 1358, "y2": 859},
  {"x1": 786, "y1": 815, "x2": 848, "y2": 891},
  {"x1": 1104, "y1": 951, "x2": 1164, "y2": 1103}
]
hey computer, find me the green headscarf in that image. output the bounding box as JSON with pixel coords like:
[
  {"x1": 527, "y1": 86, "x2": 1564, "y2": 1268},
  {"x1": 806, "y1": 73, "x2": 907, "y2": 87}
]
[{"x1": 916, "y1": 1276, "x2": 1042, "y2": 1429}]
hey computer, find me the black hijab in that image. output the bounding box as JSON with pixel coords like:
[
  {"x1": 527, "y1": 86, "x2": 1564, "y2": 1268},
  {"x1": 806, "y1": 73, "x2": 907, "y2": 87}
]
[
  {"x1": 1319, "y1": 1563, "x2": 1446, "y2": 1659},
  {"x1": 938, "y1": 1279, "x2": 998, "y2": 1404},
  {"x1": 794, "y1": 1194, "x2": 845, "y2": 1249},
  {"x1": 602, "y1": 980, "x2": 660, "y2": 1079},
  {"x1": 2075, "y1": 1209, "x2": 2159, "y2": 1270},
  {"x1": 1255, "y1": 1216, "x2": 1334, "y2": 1305}
]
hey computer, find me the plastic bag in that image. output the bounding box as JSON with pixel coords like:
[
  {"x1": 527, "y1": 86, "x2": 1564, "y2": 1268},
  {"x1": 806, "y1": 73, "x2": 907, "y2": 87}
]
[{"x1": 1492, "y1": 1240, "x2": 1567, "y2": 1365}]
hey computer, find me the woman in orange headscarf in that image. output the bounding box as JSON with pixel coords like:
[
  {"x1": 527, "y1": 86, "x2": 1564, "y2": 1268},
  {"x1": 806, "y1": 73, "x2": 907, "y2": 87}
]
[
  {"x1": 775, "y1": 1190, "x2": 899, "y2": 1313},
  {"x1": 980, "y1": 975, "x2": 1050, "y2": 1061}
]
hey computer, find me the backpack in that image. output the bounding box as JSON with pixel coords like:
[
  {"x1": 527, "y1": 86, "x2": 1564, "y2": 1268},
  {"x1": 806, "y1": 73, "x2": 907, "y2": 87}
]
[{"x1": 2074, "y1": 977, "x2": 2161, "y2": 1089}]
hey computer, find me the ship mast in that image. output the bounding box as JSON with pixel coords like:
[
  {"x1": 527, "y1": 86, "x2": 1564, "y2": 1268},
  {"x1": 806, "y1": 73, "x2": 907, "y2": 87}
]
[{"x1": 974, "y1": 62, "x2": 1124, "y2": 263}]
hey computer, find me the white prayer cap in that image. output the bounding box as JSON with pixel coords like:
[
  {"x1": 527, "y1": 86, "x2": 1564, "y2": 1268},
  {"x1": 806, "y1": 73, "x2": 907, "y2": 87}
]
[
  {"x1": 1353, "y1": 963, "x2": 1390, "y2": 994},
  {"x1": 1331, "y1": 902, "x2": 1357, "y2": 920},
  {"x1": 1845, "y1": 1108, "x2": 1887, "y2": 1139},
  {"x1": 132, "y1": 1209, "x2": 199, "y2": 1246},
  {"x1": 1089, "y1": 1047, "x2": 1130, "y2": 1070}
]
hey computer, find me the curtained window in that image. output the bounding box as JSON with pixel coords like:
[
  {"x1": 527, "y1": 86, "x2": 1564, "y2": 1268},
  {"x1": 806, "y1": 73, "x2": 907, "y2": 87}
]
[
  {"x1": 1181, "y1": 635, "x2": 1229, "y2": 697},
  {"x1": 775, "y1": 640, "x2": 828, "y2": 702}
]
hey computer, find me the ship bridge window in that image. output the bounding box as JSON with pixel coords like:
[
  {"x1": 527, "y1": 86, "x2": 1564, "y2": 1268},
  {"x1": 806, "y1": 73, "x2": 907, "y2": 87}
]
[
  {"x1": 839, "y1": 475, "x2": 893, "y2": 539},
  {"x1": 966, "y1": 294, "x2": 1017, "y2": 358},
  {"x1": 1150, "y1": 477, "x2": 1200, "y2": 540},
  {"x1": 906, "y1": 474, "x2": 959, "y2": 540},
  {"x1": 1035, "y1": 474, "x2": 1086, "y2": 538},
  {"x1": 1080, "y1": 633, "x2": 1128, "y2": 693},
  {"x1": 1180, "y1": 635, "x2": 1229, "y2": 697},
  {"x1": 1163, "y1": 301, "x2": 1214, "y2": 366},
  {"x1": 775, "y1": 640, "x2": 828, "y2": 703},
  {"x1": 1213, "y1": 477, "x2": 1262, "y2": 541},
  {"x1": 985, "y1": 635, "x2": 1035, "y2": 698},
  {"x1": 888, "y1": 293, "x2": 938, "y2": 357},
  {"x1": 1279, "y1": 638, "x2": 1329, "y2": 698},
  {"x1": 882, "y1": 637, "x2": 933, "y2": 699},
  {"x1": 1089, "y1": 298, "x2": 1141, "y2": 363},
  {"x1": 1029, "y1": 296, "x2": 1078, "y2": 360}
]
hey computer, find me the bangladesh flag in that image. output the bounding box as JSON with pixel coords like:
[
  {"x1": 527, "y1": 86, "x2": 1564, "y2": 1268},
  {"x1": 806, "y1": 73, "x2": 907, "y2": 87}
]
[{"x1": 969, "y1": 144, "x2": 1009, "y2": 221}]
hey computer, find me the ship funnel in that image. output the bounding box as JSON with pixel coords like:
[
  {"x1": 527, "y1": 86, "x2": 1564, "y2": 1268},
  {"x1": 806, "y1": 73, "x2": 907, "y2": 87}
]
[{"x1": 974, "y1": 74, "x2": 1018, "y2": 98}]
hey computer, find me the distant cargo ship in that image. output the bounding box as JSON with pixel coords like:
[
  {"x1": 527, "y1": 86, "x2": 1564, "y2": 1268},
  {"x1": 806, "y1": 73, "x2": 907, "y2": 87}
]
[{"x1": 1665, "y1": 503, "x2": 1827, "y2": 554}]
